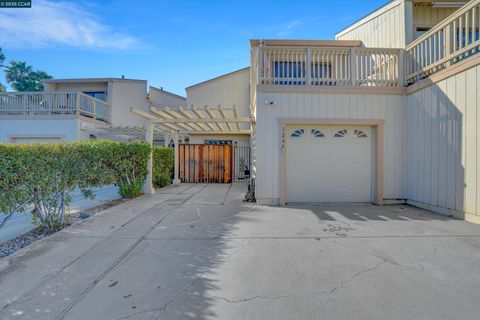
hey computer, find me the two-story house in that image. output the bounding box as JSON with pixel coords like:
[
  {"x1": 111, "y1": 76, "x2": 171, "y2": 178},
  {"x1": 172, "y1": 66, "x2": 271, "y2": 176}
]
[
  {"x1": 134, "y1": 0, "x2": 480, "y2": 223},
  {"x1": 0, "y1": 78, "x2": 185, "y2": 143}
]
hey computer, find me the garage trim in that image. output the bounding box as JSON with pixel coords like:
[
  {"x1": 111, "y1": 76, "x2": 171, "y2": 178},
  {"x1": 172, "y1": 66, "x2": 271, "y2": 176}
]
[{"x1": 279, "y1": 119, "x2": 385, "y2": 206}]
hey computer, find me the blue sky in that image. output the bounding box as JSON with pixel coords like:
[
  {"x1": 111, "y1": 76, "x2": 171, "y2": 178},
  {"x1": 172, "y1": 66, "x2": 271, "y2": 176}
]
[{"x1": 0, "y1": 0, "x2": 387, "y2": 96}]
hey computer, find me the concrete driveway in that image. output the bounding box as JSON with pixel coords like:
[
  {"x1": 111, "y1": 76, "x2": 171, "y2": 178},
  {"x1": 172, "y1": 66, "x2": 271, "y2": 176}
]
[{"x1": 1, "y1": 183, "x2": 479, "y2": 320}]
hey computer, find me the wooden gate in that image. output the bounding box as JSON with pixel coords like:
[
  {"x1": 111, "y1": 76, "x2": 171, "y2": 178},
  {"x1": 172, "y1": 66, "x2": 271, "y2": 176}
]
[{"x1": 178, "y1": 144, "x2": 232, "y2": 183}]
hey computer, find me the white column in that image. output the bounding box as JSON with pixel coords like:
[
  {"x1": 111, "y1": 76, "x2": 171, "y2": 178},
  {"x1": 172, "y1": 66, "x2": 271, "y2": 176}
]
[
  {"x1": 164, "y1": 134, "x2": 170, "y2": 147},
  {"x1": 144, "y1": 122, "x2": 155, "y2": 194},
  {"x1": 173, "y1": 131, "x2": 181, "y2": 184}
]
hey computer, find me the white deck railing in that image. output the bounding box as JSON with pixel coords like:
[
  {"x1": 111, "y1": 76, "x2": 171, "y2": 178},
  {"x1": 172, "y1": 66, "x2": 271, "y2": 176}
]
[
  {"x1": 254, "y1": 46, "x2": 403, "y2": 87},
  {"x1": 0, "y1": 92, "x2": 111, "y2": 123},
  {"x1": 405, "y1": 0, "x2": 480, "y2": 84}
]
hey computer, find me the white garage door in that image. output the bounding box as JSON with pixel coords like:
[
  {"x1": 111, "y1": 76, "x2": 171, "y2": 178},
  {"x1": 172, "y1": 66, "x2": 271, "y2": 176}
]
[{"x1": 286, "y1": 125, "x2": 373, "y2": 203}]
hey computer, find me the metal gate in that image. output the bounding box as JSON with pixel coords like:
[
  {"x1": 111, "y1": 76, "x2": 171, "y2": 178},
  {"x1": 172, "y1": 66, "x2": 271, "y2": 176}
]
[
  {"x1": 233, "y1": 145, "x2": 251, "y2": 182},
  {"x1": 178, "y1": 144, "x2": 232, "y2": 183}
]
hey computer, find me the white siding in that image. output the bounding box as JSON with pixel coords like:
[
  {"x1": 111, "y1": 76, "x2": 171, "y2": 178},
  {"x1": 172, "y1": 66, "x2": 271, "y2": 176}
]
[
  {"x1": 412, "y1": 6, "x2": 458, "y2": 38},
  {"x1": 186, "y1": 68, "x2": 250, "y2": 118},
  {"x1": 255, "y1": 91, "x2": 406, "y2": 204},
  {"x1": 0, "y1": 119, "x2": 79, "y2": 142},
  {"x1": 336, "y1": 0, "x2": 407, "y2": 48},
  {"x1": 406, "y1": 64, "x2": 480, "y2": 219}
]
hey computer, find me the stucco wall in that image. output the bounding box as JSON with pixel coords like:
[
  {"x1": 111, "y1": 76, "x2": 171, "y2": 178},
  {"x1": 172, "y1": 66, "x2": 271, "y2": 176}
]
[
  {"x1": 44, "y1": 82, "x2": 108, "y2": 94},
  {"x1": 0, "y1": 119, "x2": 79, "y2": 142},
  {"x1": 255, "y1": 90, "x2": 406, "y2": 204},
  {"x1": 150, "y1": 87, "x2": 186, "y2": 107},
  {"x1": 110, "y1": 81, "x2": 149, "y2": 127},
  {"x1": 406, "y1": 64, "x2": 480, "y2": 222}
]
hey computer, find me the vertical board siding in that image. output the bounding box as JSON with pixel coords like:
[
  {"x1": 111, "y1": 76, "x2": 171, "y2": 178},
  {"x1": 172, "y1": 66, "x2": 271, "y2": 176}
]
[
  {"x1": 255, "y1": 91, "x2": 405, "y2": 202},
  {"x1": 186, "y1": 68, "x2": 250, "y2": 118},
  {"x1": 336, "y1": 1, "x2": 406, "y2": 48},
  {"x1": 412, "y1": 6, "x2": 458, "y2": 31},
  {"x1": 406, "y1": 64, "x2": 480, "y2": 217}
]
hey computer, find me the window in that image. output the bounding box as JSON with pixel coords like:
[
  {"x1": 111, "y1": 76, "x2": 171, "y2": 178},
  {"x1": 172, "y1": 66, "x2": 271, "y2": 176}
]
[
  {"x1": 311, "y1": 129, "x2": 325, "y2": 138},
  {"x1": 274, "y1": 61, "x2": 305, "y2": 85},
  {"x1": 83, "y1": 91, "x2": 107, "y2": 101},
  {"x1": 311, "y1": 63, "x2": 333, "y2": 85},
  {"x1": 415, "y1": 27, "x2": 431, "y2": 40},
  {"x1": 204, "y1": 140, "x2": 232, "y2": 145},
  {"x1": 334, "y1": 129, "x2": 348, "y2": 138},
  {"x1": 354, "y1": 129, "x2": 368, "y2": 138},
  {"x1": 290, "y1": 129, "x2": 305, "y2": 138}
]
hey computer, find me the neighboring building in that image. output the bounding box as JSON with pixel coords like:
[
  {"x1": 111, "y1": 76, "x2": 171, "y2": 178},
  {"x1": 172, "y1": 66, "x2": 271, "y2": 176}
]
[
  {"x1": 185, "y1": 67, "x2": 251, "y2": 147},
  {"x1": 133, "y1": 0, "x2": 480, "y2": 223},
  {"x1": 0, "y1": 78, "x2": 185, "y2": 143}
]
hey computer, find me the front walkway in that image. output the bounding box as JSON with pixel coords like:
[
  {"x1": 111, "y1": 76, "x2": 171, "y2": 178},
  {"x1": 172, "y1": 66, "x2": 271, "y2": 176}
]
[{"x1": 0, "y1": 183, "x2": 479, "y2": 319}]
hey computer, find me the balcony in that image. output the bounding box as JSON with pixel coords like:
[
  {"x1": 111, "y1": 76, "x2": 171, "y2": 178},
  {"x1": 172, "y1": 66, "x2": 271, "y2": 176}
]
[
  {"x1": 405, "y1": 0, "x2": 480, "y2": 84},
  {"x1": 252, "y1": 43, "x2": 404, "y2": 88},
  {"x1": 0, "y1": 92, "x2": 111, "y2": 123}
]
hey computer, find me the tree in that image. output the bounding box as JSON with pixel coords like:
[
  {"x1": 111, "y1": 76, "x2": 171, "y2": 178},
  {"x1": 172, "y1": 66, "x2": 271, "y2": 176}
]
[
  {"x1": 5, "y1": 61, "x2": 52, "y2": 92},
  {"x1": 0, "y1": 47, "x2": 52, "y2": 92},
  {"x1": 0, "y1": 48, "x2": 5, "y2": 92}
]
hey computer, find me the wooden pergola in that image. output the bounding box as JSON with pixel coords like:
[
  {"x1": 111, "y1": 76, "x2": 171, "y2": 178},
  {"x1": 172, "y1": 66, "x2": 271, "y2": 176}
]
[{"x1": 130, "y1": 105, "x2": 252, "y2": 194}]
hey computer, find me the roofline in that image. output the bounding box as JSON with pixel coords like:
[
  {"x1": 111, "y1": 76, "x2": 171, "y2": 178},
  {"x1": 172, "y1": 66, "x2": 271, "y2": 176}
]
[
  {"x1": 43, "y1": 78, "x2": 147, "y2": 84},
  {"x1": 149, "y1": 86, "x2": 186, "y2": 100},
  {"x1": 250, "y1": 39, "x2": 363, "y2": 47},
  {"x1": 335, "y1": 0, "x2": 400, "y2": 38},
  {"x1": 185, "y1": 67, "x2": 250, "y2": 91}
]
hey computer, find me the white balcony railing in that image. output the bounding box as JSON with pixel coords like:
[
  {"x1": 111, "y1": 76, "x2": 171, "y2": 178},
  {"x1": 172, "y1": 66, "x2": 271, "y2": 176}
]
[
  {"x1": 0, "y1": 92, "x2": 111, "y2": 123},
  {"x1": 253, "y1": 46, "x2": 403, "y2": 87},
  {"x1": 406, "y1": 0, "x2": 480, "y2": 84}
]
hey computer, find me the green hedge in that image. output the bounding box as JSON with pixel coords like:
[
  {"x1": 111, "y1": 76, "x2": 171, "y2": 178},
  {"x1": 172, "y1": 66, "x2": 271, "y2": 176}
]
[
  {"x1": 0, "y1": 141, "x2": 151, "y2": 230},
  {"x1": 153, "y1": 147, "x2": 174, "y2": 188}
]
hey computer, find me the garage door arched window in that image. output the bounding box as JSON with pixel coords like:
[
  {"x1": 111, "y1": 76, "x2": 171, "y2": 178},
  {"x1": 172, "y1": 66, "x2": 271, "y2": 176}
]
[
  {"x1": 311, "y1": 129, "x2": 325, "y2": 138},
  {"x1": 291, "y1": 129, "x2": 305, "y2": 138},
  {"x1": 334, "y1": 129, "x2": 348, "y2": 138},
  {"x1": 354, "y1": 129, "x2": 368, "y2": 138}
]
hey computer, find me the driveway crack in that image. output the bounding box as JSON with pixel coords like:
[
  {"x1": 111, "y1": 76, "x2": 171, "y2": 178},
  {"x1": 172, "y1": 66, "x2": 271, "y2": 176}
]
[
  {"x1": 207, "y1": 294, "x2": 289, "y2": 304},
  {"x1": 317, "y1": 260, "x2": 386, "y2": 297}
]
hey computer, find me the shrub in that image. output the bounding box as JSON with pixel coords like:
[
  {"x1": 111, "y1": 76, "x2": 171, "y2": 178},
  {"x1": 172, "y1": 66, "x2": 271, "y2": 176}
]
[
  {"x1": 101, "y1": 142, "x2": 151, "y2": 198},
  {"x1": 0, "y1": 141, "x2": 151, "y2": 230},
  {"x1": 153, "y1": 147, "x2": 174, "y2": 188}
]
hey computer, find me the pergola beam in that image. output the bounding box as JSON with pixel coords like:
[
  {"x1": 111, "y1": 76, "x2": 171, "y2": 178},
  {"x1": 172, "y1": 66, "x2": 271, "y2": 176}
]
[
  {"x1": 219, "y1": 106, "x2": 233, "y2": 131},
  {"x1": 149, "y1": 117, "x2": 249, "y2": 124},
  {"x1": 205, "y1": 106, "x2": 223, "y2": 131},
  {"x1": 192, "y1": 106, "x2": 216, "y2": 131}
]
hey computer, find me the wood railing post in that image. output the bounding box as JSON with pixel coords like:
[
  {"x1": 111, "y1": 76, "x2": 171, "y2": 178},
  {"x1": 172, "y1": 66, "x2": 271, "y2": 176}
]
[
  {"x1": 445, "y1": 24, "x2": 452, "y2": 67},
  {"x1": 75, "y1": 93, "x2": 81, "y2": 115},
  {"x1": 306, "y1": 47, "x2": 312, "y2": 85},
  {"x1": 257, "y1": 47, "x2": 263, "y2": 84},
  {"x1": 398, "y1": 49, "x2": 405, "y2": 87},
  {"x1": 350, "y1": 48, "x2": 357, "y2": 86}
]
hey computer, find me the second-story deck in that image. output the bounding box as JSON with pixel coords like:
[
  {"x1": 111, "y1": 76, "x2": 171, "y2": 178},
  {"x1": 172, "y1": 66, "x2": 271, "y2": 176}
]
[
  {"x1": 0, "y1": 91, "x2": 111, "y2": 123},
  {"x1": 251, "y1": 40, "x2": 404, "y2": 89},
  {"x1": 251, "y1": 0, "x2": 480, "y2": 90}
]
